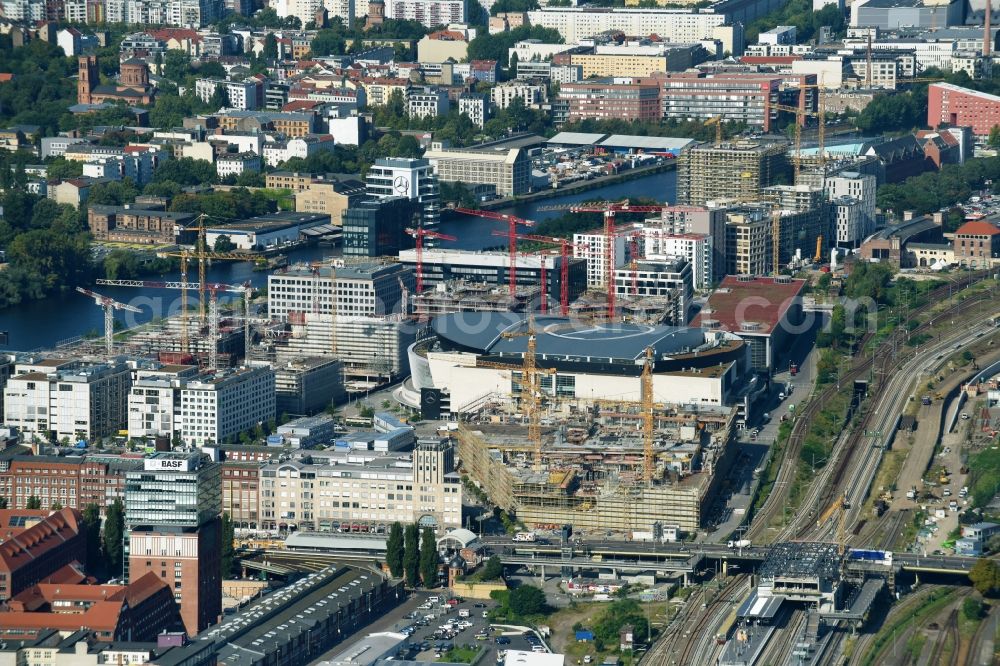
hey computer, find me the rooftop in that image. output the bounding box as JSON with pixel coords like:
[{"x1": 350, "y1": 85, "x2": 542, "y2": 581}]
[{"x1": 693, "y1": 276, "x2": 805, "y2": 336}]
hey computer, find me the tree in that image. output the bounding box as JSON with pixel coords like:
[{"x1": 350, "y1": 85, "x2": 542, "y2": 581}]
[
  {"x1": 509, "y1": 585, "x2": 546, "y2": 616},
  {"x1": 214, "y1": 235, "x2": 236, "y2": 252},
  {"x1": 403, "y1": 523, "x2": 420, "y2": 586},
  {"x1": 990, "y1": 125, "x2": 1000, "y2": 149},
  {"x1": 50, "y1": 501, "x2": 62, "y2": 510},
  {"x1": 209, "y1": 83, "x2": 230, "y2": 110},
  {"x1": 419, "y1": 526, "x2": 438, "y2": 587},
  {"x1": 263, "y1": 33, "x2": 279, "y2": 60},
  {"x1": 0, "y1": 496, "x2": 7, "y2": 509},
  {"x1": 386, "y1": 522, "x2": 405, "y2": 578},
  {"x1": 25, "y1": 495, "x2": 41, "y2": 509},
  {"x1": 103, "y1": 498, "x2": 125, "y2": 579},
  {"x1": 82, "y1": 503, "x2": 102, "y2": 572},
  {"x1": 962, "y1": 596, "x2": 984, "y2": 620},
  {"x1": 221, "y1": 512, "x2": 235, "y2": 578},
  {"x1": 481, "y1": 555, "x2": 503, "y2": 581},
  {"x1": 969, "y1": 558, "x2": 1000, "y2": 596},
  {"x1": 162, "y1": 50, "x2": 193, "y2": 83}
]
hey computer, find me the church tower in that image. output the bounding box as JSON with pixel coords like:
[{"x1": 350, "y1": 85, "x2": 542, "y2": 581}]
[{"x1": 78, "y1": 55, "x2": 97, "y2": 105}]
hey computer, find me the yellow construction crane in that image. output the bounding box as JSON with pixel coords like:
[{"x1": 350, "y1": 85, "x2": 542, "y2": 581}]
[
  {"x1": 768, "y1": 102, "x2": 827, "y2": 183},
  {"x1": 772, "y1": 207, "x2": 782, "y2": 277},
  {"x1": 816, "y1": 493, "x2": 849, "y2": 555},
  {"x1": 478, "y1": 317, "x2": 556, "y2": 470},
  {"x1": 814, "y1": 235, "x2": 824, "y2": 264},
  {"x1": 704, "y1": 115, "x2": 723, "y2": 146},
  {"x1": 640, "y1": 346, "x2": 655, "y2": 486}
]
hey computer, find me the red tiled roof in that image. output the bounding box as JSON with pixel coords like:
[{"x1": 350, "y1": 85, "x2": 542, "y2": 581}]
[
  {"x1": 0, "y1": 73, "x2": 13, "y2": 82},
  {"x1": 956, "y1": 220, "x2": 1000, "y2": 236},
  {"x1": 0, "y1": 508, "x2": 83, "y2": 570},
  {"x1": 283, "y1": 100, "x2": 321, "y2": 112},
  {"x1": 692, "y1": 276, "x2": 806, "y2": 335},
  {"x1": 146, "y1": 28, "x2": 202, "y2": 43},
  {"x1": 0, "y1": 509, "x2": 51, "y2": 541}
]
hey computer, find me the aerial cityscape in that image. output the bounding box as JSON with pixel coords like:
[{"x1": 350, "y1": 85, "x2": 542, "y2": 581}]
[{"x1": 0, "y1": 0, "x2": 999, "y2": 663}]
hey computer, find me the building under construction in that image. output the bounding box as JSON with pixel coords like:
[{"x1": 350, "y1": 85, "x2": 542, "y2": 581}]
[
  {"x1": 677, "y1": 140, "x2": 789, "y2": 206},
  {"x1": 412, "y1": 281, "x2": 544, "y2": 317},
  {"x1": 455, "y1": 402, "x2": 739, "y2": 534}
]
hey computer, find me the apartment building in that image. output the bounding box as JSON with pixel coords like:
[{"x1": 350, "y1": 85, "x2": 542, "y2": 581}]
[
  {"x1": 222, "y1": 460, "x2": 262, "y2": 532},
  {"x1": 267, "y1": 171, "x2": 343, "y2": 192},
  {"x1": 216, "y1": 152, "x2": 261, "y2": 178},
  {"x1": 178, "y1": 367, "x2": 275, "y2": 447},
  {"x1": 423, "y1": 145, "x2": 530, "y2": 196},
  {"x1": 490, "y1": 81, "x2": 546, "y2": 109},
  {"x1": 613, "y1": 257, "x2": 693, "y2": 322},
  {"x1": 642, "y1": 230, "x2": 713, "y2": 291},
  {"x1": 267, "y1": 261, "x2": 413, "y2": 319},
  {"x1": 651, "y1": 205, "x2": 728, "y2": 282},
  {"x1": 0, "y1": 454, "x2": 143, "y2": 515},
  {"x1": 677, "y1": 141, "x2": 789, "y2": 206},
  {"x1": 573, "y1": 227, "x2": 630, "y2": 288},
  {"x1": 825, "y1": 171, "x2": 876, "y2": 247},
  {"x1": 194, "y1": 78, "x2": 260, "y2": 110},
  {"x1": 366, "y1": 157, "x2": 440, "y2": 227},
  {"x1": 258, "y1": 437, "x2": 462, "y2": 533},
  {"x1": 125, "y1": 452, "x2": 222, "y2": 636},
  {"x1": 458, "y1": 92, "x2": 488, "y2": 127},
  {"x1": 407, "y1": 87, "x2": 450, "y2": 118},
  {"x1": 653, "y1": 72, "x2": 783, "y2": 131},
  {"x1": 3, "y1": 359, "x2": 131, "y2": 442},
  {"x1": 88, "y1": 205, "x2": 196, "y2": 245},
  {"x1": 385, "y1": 0, "x2": 466, "y2": 28},
  {"x1": 558, "y1": 78, "x2": 661, "y2": 122},
  {"x1": 216, "y1": 110, "x2": 315, "y2": 137}
]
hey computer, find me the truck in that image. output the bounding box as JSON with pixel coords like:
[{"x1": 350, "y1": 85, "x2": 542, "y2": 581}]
[
  {"x1": 789, "y1": 363, "x2": 799, "y2": 376},
  {"x1": 922, "y1": 395, "x2": 932, "y2": 406},
  {"x1": 513, "y1": 532, "x2": 536, "y2": 542},
  {"x1": 727, "y1": 539, "x2": 751, "y2": 549},
  {"x1": 906, "y1": 486, "x2": 917, "y2": 500}
]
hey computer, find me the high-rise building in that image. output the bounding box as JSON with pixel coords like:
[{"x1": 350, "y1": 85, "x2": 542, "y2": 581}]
[
  {"x1": 267, "y1": 261, "x2": 413, "y2": 319},
  {"x1": 366, "y1": 157, "x2": 440, "y2": 227},
  {"x1": 125, "y1": 452, "x2": 222, "y2": 637},
  {"x1": 677, "y1": 141, "x2": 788, "y2": 206},
  {"x1": 178, "y1": 367, "x2": 276, "y2": 447},
  {"x1": 342, "y1": 197, "x2": 419, "y2": 257}
]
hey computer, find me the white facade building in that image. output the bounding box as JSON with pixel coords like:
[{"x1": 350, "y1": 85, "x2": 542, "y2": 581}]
[
  {"x1": 267, "y1": 261, "x2": 412, "y2": 319},
  {"x1": 216, "y1": 152, "x2": 262, "y2": 178},
  {"x1": 194, "y1": 78, "x2": 259, "y2": 110},
  {"x1": 574, "y1": 228, "x2": 629, "y2": 288},
  {"x1": 324, "y1": 0, "x2": 355, "y2": 25},
  {"x1": 825, "y1": 171, "x2": 876, "y2": 246},
  {"x1": 259, "y1": 438, "x2": 462, "y2": 532},
  {"x1": 642, "y1": 229, "x2": 713, "y2": 291},
  {"x1": 385, "y1": 0, "x2": 466, "y2": 29},
  {"x1": 407, "y1": 88, "x2": 450, "y2": 119},
  {"x1": 128, "y1": 366, "x2": 198, "y2": 441},
  {"x1": 366, "y1": 157, "x2": 440, "y2": 227},
  {"x1": 178, "y1": 366, "x2": 275, "y2": 446},
  {"x1": 3, "y1": 360, "x2": 131, "y2": 442},
  {"x1": 458, "y1": 93, "x2": 488, "y2": 127},
  {"x1": 490, "y1": 82, "x2": 545, "y2": 109}
]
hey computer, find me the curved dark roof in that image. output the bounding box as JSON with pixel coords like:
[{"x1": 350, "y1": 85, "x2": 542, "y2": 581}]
[{"x1": 431, "y1": 313, "x2": 711, "y2": 364}]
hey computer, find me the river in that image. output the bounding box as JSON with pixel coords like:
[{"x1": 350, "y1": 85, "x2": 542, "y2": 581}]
[{"x1": 0, "y1": 169, "x2": 677, "y2": 350}]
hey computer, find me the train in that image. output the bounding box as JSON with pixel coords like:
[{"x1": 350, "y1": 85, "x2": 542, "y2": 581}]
[{"x1": 847, "y1": 548, "x2": 893, "y2": 566}]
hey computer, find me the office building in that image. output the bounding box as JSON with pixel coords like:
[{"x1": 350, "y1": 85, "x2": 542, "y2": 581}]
[
  {"x1": 178, "y1": 367, "x2": 275, "y2": 447},
  {"x1": 295, "y1": 179, "x2": 366, "y2": 222},
  {"x1": 0, "y1": 454, "x2": 143, "y2": 516},
  {"x1": 423, "y1": 145, "x2": 530, "y2": 196},
  {"x1": 613, "y1": 257, "x2": 693, "y2": 323},
  {"x1": 0, "y1": 508, "x2": 86, "y2": 602},
  {"x1": 850, "y1": 0, "x2": 963, "y2": 30},
  {"x1": 825, "y1": 171, "x2": 876, "y2": 247},
  {"x1": 259, "y1": 437, "x2": 461, "y2": 532},
  {"x1": 268, "y1": 261, "x2": 413, "y2": 321},
  {"x1": 274, "y1": 356, "x2": 345, "y2": 415},
  {"x1": 128, "y1": 365, "x2": 200, "y2": 442},
  {"x1": 927, "y1": 82, "x2": 1000, "y2": 136},
  {"x1": 397, "y1": 247, "x2": 586, "y2": 301},
  {"x1": 125, "y1": 452, "x2": 222, "y2": 636},
  {"x1": 724, "y1": 207, "x2": 772, "y2": 276},
  {"x1": 652, "y1": 72, "x2": 784, "y2": 131},
  {"x1": 642, "y1": 230, "x2": 713, "y2": 291},
  {"x1": 366, "y1": 157, "x2": 440, "y2": 227},
  {"x1": 677, "y1": 141, "x2": 788, "y2": 206},
  {"x1": 343, "y1": 197, "x2": 420, "y2": 257},
  {"x1": 3, "y1": 359, "x2": 131, "y2": 442}
]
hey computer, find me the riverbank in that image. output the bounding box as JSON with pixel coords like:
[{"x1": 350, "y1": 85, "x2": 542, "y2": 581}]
[{"x1": 475, "y1": 159, "x2": 676, "y2": 212}]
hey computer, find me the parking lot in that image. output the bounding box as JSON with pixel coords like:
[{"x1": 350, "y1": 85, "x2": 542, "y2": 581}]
[{"x1": 389, "y1": 595, "x2": 549, "y2": 664}]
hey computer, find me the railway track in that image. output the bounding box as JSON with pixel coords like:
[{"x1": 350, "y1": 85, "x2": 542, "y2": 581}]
[{"x1": 663, "y1": 576, "x2": 748, "y2": 666}]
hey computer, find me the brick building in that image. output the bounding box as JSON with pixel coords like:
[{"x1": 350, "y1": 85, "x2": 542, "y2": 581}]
[
  {"x1": 88, "y1": 205, "x2": 197, "y2": 245},
  {"x1": 0, "y1": 454, "x2": 143, "y2": 516},
  {"x1": 953, "y1": 219, "x2": 1000, "y2": 267},
  {"x1": 927, "y1": 82, "x2": 1000, "y2": 137},
  {"x1": 558, "y1": 78, "x2": 662, "y2": 122},
  {"x1": 0, "y1": 508, "x2": 87, "y2": 602}
]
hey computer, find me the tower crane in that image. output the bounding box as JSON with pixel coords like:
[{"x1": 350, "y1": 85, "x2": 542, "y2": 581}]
[
  {"x1": 97, "y1": 279, "x2": 253, "y2": 369},
  {"x1": 405, "y1": 227, "x2": 457, "y2": 294},
  {"x1": 491, "y1": 233, "x2": 591, "y2": 316},
  {"x1": 454, "y1": 208, "x2": 535, "y2": 298},
  {"x1": 640, "y1": 346, "x2": 655, "y2": 486},
  {"x1": 567, "y1": 202, "x2": 665, "y2": 321},
  {"x1": 704, "y1": 115, "x2": 724, "y2": 146},
  {"x1": 75, "y1": 287, "x2": 143, "y2": 356},
  {"x1": 816, "y1": 492, "x2": 850, "y2": 555},
  {"x1": 477, "y1": 317, "x2": 555, "y2": 471}
]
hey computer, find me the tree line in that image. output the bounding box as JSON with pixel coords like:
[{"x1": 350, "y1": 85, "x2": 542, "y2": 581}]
[{"x1": 386, "y1": 522, "x2": 442, "y2": 587}]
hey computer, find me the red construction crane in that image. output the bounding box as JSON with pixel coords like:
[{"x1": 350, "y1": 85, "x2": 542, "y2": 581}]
[
  {"x1": 405, "y1": 227, "x2": 457, "y2": 294},
  {"x1": 628, "y1": 231, "x2": 642, "y2": 297},
  {"x1": 492, "y1": 232, "x2": 590, "y2": 316},
  {"x1": 568, "y1": 201, "x2": 665, "y2": 320},
  {"x1": 454, "y1": 208, "x2": 535, "y2": 298},
  {"x1": 76, "y1": 286, "x2": 143, "y2": 356}
]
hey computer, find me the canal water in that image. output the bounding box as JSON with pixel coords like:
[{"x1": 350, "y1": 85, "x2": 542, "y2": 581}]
[{"x1": 0, "y1": 169, "x2": 677, "y2": 350}]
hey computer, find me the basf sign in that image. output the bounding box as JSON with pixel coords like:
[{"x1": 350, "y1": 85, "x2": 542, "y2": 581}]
[{"x1": 144, "y1": 455, "x2": 194, "y2": 472}]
